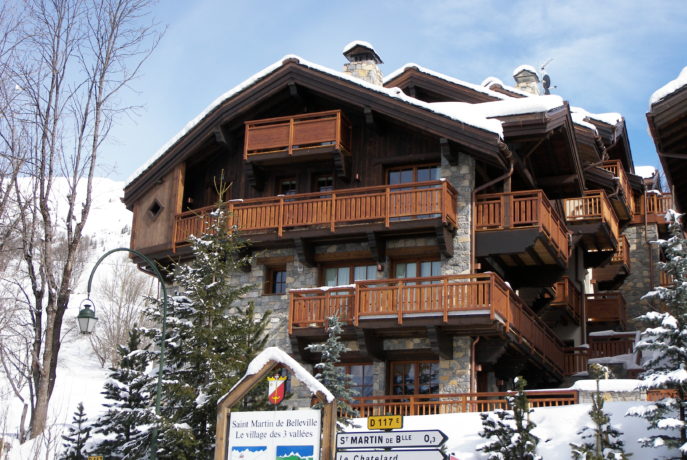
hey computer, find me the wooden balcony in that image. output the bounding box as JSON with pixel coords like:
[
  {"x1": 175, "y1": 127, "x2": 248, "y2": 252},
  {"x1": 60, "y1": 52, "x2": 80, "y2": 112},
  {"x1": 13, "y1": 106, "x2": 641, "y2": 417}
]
[
  {"x1": 659, "y1": 270, "x2": 675, "y2": 287},
  {"x1": 243, "y1": 110, "x2": 352, "y2": 164},
  {"x1": 588, "y1": 333, "x2": 635, "y2": 358},
  {"x1": 564, "y1": 347, "x2": 588, "y2": 376},
  {"x1": 289, "y1": 273, "x2": 567, "y2": 376},
  {"x1": 593, "y1": 234, "x2": 631, "y2": 289},
  {"x1": 174, "y1": 180, "x2": 457, "y2": 248},
  {"x1": 600, "y1": 160, "x2": 634, "y2": 220},
  {"x1": 563, "y1": 190, "x2": 620, "y2": 265},
  {"x1": 351, "y1": 390, "x2": 579, "y2": 416},
  {"x1": 632, "y1": 192, "x2": 674, "y2": 226},
  {"x1": 549, "y1": 276, "x2": 583, "y2": 324},
  {"x1": 585, "y1": 291, "x2": 626, "y2": 330},
  {"x1": 475, "y1": 190, "x2": 569, "y2": 276}
]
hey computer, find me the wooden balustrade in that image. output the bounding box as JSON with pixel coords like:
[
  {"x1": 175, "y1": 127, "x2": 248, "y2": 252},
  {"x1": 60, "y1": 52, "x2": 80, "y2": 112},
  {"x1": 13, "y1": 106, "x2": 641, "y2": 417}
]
[
  {"x1": 551, "y1": 277, "x2": 583, "y2": 322},
  {"x1": 611, "y1": 234, "x2": 630, "y2": 268},
  {"x1": 647, "y1": 389, "x2": 678, "y2": 401},
  {"x1": 601, "y1": 160, "x2": 635, "y2": 212},
  {"x1": 646, "y1": 193, "x2": 674, "y2": 215},
  {"x1": 351, "y1": 390, "x2": 579, "y2": 416},
  {"x1": 588, "y1": 338, "x2": 634, "y2": 358},
  {"x1": 174, "y1": 180, "x2": 457, "y2": 247},
  {"x1": 475, "y1": 190, "x2": 569, "y2": 261},
  {"x1": 243, "y1": 110, "x2": 352, "y2": 159},
  {"x1": 585, "y1": 291, "x2": 626, "y2": 327},
  {"x1": 659, "y1": 270, "x2": 675, "y2": 287},
  {"x1": 564, "y1": 347, "x2": 589, "y2": 376},
  {"x1": 290, "y1": 273, "x2": 566, "y2": 374},
  {"x1": 563, "y1": 190, "x2": 620, "y2": 243}
]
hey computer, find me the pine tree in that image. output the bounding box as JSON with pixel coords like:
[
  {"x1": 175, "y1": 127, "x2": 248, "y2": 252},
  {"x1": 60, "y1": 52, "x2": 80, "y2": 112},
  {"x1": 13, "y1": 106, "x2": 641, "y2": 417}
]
[
  {"x1": 144, "y1": 190, "x2": 271, "y2": 459},
  {"x1": 570, "y1": 364, "x2": 630, "y2": 460},
  {"x1": 306, "y1": 315, "x2": 359, "y2": 429},
  {"x1": 477, "y1": 376, "x2": 541, "y2": 460},
  {"x1": 89, "y1": 327, "x2": 155, "y2": 459},
  {"x1": 59, "y1": 402, "x2": 91, "y2": 460},
  {"x1": 627, "y1": 211, "x2": 687, "y2": 459}
]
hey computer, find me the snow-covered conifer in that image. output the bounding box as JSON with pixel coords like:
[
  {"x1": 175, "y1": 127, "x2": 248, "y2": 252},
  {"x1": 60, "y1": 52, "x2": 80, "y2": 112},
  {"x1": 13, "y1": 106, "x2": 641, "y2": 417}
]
[
  {"x1": 570, "y1": 363, "x2": 630, "y2": 459},
  {"x1": 306, "y1": 315, "x2": 358, "y2": 429},
  {"x1": 89, "y1": 327, "x2": 155, "y2": 459},
  {"x1": 144, "y1": 184, "x2": 271, "y2": 458},
  {"x1": 627, "y1": 211, "x2": 687, "y2": 459},
  {"x1": 477, "y1": 376, "x2": 541, "y2": 460},
  {"x1": 59, "y1": 402, "x2": 91, "y2": 460}
]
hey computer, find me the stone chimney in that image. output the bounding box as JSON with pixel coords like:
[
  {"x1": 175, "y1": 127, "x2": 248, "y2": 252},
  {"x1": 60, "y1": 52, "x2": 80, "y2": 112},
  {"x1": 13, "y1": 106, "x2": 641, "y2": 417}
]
[
  {"x1": 512, "y1": 65, "x2": 541, "y2": 95},
  {"x1": 342, "y1": 41, "x2": 383, "y2": 86}
]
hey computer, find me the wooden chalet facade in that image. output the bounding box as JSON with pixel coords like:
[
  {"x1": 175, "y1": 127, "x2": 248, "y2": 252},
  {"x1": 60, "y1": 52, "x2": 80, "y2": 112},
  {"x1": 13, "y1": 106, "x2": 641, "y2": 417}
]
[{"x1": 123, "y1": 43, "x2": 671, "y2": 410}]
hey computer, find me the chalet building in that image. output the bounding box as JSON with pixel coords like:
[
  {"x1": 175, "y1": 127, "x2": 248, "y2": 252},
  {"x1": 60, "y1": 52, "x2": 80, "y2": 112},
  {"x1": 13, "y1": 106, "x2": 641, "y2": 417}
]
[{"x1": 123, "y1": 42, "x2": 675, "y2": 411}]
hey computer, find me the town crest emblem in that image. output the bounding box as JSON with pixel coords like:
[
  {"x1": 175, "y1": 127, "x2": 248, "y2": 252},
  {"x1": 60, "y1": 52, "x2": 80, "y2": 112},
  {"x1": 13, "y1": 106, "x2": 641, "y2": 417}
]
[{"x1": 267, "y1": 375, "x2": 287, "y2": 405}]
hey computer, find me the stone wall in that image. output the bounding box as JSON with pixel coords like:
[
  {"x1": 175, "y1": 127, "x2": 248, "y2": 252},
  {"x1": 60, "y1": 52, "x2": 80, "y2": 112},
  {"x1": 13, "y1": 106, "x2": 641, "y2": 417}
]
[
  {"x1": 621, "y1": 223, "x2": 659, "y2": 325},
  {"x1": 441, "y1": 152, "x2": 475, "y2": 275}
]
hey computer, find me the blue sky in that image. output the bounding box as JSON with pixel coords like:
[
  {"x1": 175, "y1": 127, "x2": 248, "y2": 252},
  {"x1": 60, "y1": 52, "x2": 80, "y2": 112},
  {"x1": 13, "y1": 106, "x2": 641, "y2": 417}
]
[{"x1": 102, "y1": 0, "x2": 687, "y2": 183}]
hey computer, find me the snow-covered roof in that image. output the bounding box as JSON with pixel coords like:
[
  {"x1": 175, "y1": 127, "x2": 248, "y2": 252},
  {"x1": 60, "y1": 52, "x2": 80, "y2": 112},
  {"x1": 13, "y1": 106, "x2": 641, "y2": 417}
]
[
  {"x1": 384, "y1": 63, "x2": 508, "y2": 100},
  {"x1": 635, "y1": 165, "x2": 658, "y2": 179},
  {"x1": 342, "y1": 40, "x2": 376, "y2": 54},
  {"x1": 650, "y1": 66, "x2": 687, "y2": 105},
  {"x1": 222, "y1": 346, "x2": 335, "y2": 404},
  {"x1": 480, "y1": 76, "x2": 504, "y2": 87},
  {"x1": 571, "y1": 106, "x2": 623, "y2": 126},
  {"x1": 127, "y1": 55, "x2": 504, "y2": 187},
  {"x1": 512, "y1": 64, "x2": 537, "y2": 77},
  {"x1": 429, "y1": 95, "x2": 565, "y2": 122},
  {"x1": 570, "y1": 379, "x2": 642, "y2": 392}
]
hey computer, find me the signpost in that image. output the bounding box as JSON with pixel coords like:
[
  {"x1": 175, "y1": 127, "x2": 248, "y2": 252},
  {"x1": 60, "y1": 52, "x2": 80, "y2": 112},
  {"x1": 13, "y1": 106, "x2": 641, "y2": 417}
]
[
  {"x1": 367, "y1": 415, "x2": 403, "y2": 430},
  {"x1": 335, "y1": 450, "x2": 446, "y2": 460},
  {"x1": 336, "y1": 426, "x2": 448, "y2": 460},
  {"x1": 337, "y1": 430, "x2": 448, "y2": 449}
]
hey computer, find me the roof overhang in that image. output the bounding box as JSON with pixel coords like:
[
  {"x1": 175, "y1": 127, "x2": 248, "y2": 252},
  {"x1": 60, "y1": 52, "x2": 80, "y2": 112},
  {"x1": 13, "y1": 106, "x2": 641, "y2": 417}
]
[
  {"x1": 648, "y1": 85, "x2": 687, "y2": 212},
  {"x1": 124, "y1": 59, "x2": 505, "y2": 207}
]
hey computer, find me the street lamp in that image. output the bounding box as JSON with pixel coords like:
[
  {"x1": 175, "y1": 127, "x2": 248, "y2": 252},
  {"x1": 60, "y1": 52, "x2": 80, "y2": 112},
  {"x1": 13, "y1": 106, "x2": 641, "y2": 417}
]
[
  {"x1": 76, "y1": 300, "x2": 98, "y2": 334},
  {"x1": 82, "y1": 247, "x2": 168, "y2": 460}
]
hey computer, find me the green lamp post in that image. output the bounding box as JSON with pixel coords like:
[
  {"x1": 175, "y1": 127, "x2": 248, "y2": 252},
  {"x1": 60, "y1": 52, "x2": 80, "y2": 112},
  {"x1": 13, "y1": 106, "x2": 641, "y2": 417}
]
[{"x1": 81, "y1": 247, "x2": 168, "y2": 460}]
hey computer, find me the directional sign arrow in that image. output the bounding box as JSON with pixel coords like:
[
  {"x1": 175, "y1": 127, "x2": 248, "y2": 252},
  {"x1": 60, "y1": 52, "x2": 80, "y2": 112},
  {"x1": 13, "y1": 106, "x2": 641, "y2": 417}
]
[
  {"x1": 336, "y1": 449, "x2": 446, "y2": 460},
  {"x1": 337, "y1": 430, "x2": 448, "y2": 449}
]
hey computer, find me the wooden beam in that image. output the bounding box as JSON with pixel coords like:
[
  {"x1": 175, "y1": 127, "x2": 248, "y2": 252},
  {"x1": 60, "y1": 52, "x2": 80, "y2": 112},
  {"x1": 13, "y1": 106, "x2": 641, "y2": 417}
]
[
  {"x1": 440, "y1": 138, "x2": 457, "y2": 165},
  {"x1": 367, "y1": 232, "x2": 386, "y2": 263},
  {"x1": 426, "y1": 326, "x2": 452, "y2": 359},
  {"x1": 364, "y1": 106, "x2": 374, "y2": 126},
  {"x1": 436, "y1": 225, "x2": 454, "y2": 258},
  {"x1": 355, "y1": 329, "x2": 384, "y2": 360},
  {"x1": 294, "y1": 238, "x2": 315, "y2": 267}
]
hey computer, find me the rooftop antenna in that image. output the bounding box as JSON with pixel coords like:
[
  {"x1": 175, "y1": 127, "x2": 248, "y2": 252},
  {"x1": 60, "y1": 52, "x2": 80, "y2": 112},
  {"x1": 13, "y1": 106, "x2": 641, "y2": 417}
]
[{"x1": 540, "y1": 58, "x2": 555, "y2": 95}]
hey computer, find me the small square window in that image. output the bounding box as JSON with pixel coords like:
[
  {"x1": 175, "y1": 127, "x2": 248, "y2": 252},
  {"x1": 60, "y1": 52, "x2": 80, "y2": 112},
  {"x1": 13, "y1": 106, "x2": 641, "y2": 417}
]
[
  {"x1": 265, "y1": 266, "x2": 287, "y2": 295},
  {"x1": 147, "y1": 199, "x2": 163, "y2": 220}
]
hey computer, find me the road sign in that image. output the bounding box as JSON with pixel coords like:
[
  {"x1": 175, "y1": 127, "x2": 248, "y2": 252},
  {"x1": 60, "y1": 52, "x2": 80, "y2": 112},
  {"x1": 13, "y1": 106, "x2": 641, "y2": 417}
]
[
  {"x1": 367, "y1": 415, "x2": 403, "y2": 430},
  {"x1": 337, "y1": 430, "x2": 448, "y2": 449},
  {"x1": 336, "y1": 449, "x2": 445, "y2": 460}
]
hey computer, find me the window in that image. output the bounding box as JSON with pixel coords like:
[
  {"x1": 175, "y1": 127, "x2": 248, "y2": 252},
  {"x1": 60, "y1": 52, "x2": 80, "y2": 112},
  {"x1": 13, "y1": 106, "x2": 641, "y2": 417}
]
[
  {"x1": 265, "y1": 266, "x2": 287, "y2": 295},
  {"x1": 323, "y1": 264, "x2": 376, "y2": 286},
  {"x1": 387, "y1": 165, "x2": 440, "y2": 185},
  {"x1": 394, "y1": 260, "x2": 441, "y2": 279},
  {"x1": 390, "y1": 361, "x2": 439, "y2": 396},
  {"x1": 339, "y1": 363, "x2": 374, "y2": 397},
  {"x1": 147, "y1": 199, "x2": 163, "y2": 220},
  {"x1": 314, "y1": 174, "x2": 334, "y2": 192},
  {"x1": 278, "y1": 178, "x2": 298, "y2": 195}
]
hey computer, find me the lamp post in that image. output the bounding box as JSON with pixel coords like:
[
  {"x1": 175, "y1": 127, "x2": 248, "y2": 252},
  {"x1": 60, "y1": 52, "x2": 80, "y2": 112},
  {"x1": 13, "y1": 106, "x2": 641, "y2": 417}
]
[{"x1": 82, "y1": 247, "x2": 168, "y2": 459}]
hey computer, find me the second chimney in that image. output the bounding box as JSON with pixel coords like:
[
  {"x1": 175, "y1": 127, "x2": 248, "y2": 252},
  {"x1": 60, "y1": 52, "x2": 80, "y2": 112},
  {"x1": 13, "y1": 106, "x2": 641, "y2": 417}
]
[{"x1": 343, "y1": 41, "x2": 383, "y2": 86}]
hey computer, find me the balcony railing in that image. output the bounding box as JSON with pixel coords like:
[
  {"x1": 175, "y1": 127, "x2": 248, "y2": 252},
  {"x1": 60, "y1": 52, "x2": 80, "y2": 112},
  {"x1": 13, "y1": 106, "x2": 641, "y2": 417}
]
[
  {"x1": 585, "y1": 291, "x2": 626, "y2": 327},
  {"x1": 475, "y1": 190, "x2": 569, "y2": 261},
  {"x1": 610, "y1": 234, "x2": 630, "y2": 268},
  {"x1": 659, "y1": 270, "x2": 675, "y2": 287},
  {"x1": 601, "y1": 160, "x2": 635, "y2": 213},
  {"x1": 564, "y1": 347, "x2": 588, "y2": 376},
  {"x1": 551, "y1": 276, "x2": 583, "y2": 322},
  {"x1": 351, "y1": 390, "x2": 579, "y2": 416},
  {"x1": 563, "y1": 190, "x2": 620, "y2": 243},
  {"x1": 174, "y1": 180, "x2": 457, "y2": 246},
  {"x1": 243, "y1": 110, "x2": 352, "y2": 159},
  {"x1": 290, "y1": 273, "x2": 566, "y2": 374}
]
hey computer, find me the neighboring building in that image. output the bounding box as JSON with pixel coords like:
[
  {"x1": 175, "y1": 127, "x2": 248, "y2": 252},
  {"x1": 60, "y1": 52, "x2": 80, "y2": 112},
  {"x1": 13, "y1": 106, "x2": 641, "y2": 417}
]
[{"x1": 123, "y1": 43, "x2": 674, "y2": 411}]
